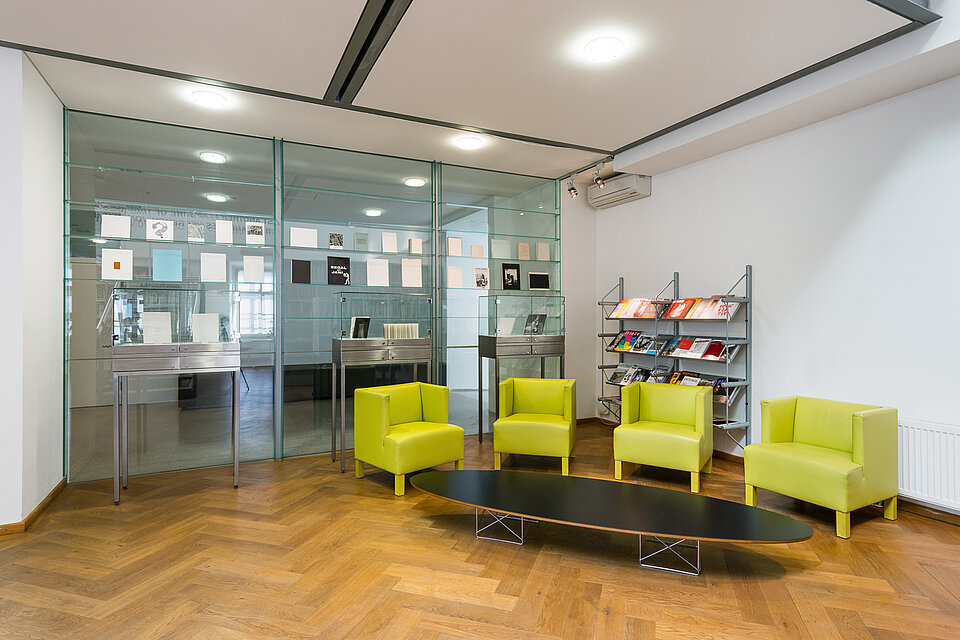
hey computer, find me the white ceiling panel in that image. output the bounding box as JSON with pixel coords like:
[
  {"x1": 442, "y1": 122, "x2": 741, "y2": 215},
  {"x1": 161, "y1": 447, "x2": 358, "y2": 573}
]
[
  {"x1": 31, "y1": 54, "x2": 604, "y2": 178},
  {"x1": 355, "y1": 0, "x2": 909, "y2": 150},
  {"x1": 3, "y1": 0, "x2": 366, "y2": 98}
]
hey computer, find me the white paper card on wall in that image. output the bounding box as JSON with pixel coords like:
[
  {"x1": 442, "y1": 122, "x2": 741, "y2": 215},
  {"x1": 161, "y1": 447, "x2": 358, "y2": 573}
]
[
  {"x1": 381, "y1": 232, "x2": 398, "y2": 253},
  {"x1": 100, "y1": 214, "x2": 130, "y2": 239},
  {"x1": 246, "y1": 221, "x2": 265, "y2": 245},
  {"x1": 146, "y1": 219, "x2": 173, "y2": 241},
  {"x1": 470, "y1": 245, "x2": 484, "y2": 258},
  {"x1": 447, "y1": 236, "x2": 463, "y2": 256},
  {"x1": 401, "y1": 258, "x2": 422, "y2": 287},
  {"x1": 473, "y1": 267, "x2": 490, "y2": 289},
  {"x1": 517, "y1": 242, "x2": 531, "y2": 260},
  {"x1": 200, "y1": 253, "x2": 227, "y2": 282},
  {"x1": 101, "y1": 248, "x2": 133, "y2": 280},
  {"x1": 536, "y1": 242, "x2": 551, "y2": 261},
  {"x1": 490, "y1": 239, "x2": 510, "y2": 259},
  {"x1": 191, "y1": 313, "x2": 220, "y2": 343},
  {"x1": 409, "y1": 237, "x2": 423, "y2": 254},
  {"x1": 290, "y1": 226, "x2": 318, "y2": 248},
  {"x1": 366, "y1": 257, "x2": 390, "y2": 287},
  {"x1": 215, "y1": 220, "x2": 234, "y2": 244},
  {"x1": 447, "y1": 266, "x2": 463, "y2": 289},
  {"x1": 187, "y1": 223, "x2": 205, "y2": 242},
  {"x1": 142, "y1": 312, "x2": 172, "y2": 344},
  {"x1": 243, "y1": 255, "x2": 264, "y2": 283}
]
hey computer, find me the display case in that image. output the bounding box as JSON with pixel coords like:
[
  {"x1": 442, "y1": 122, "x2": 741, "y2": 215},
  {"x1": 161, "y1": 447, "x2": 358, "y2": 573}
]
[
  {"x1": 111, "y1": 286, "x2": 240, "y2": 346},
  {"x1": 476, "y1": 294, "x2": 565, "y2": 440}
]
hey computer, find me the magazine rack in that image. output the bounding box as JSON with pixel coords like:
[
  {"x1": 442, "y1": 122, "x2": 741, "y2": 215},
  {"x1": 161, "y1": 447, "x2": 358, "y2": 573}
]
[
  {"x1": 331, "y1": 291, "x2": 433, "y2": 472},
  {"x1": 476, "y1": 294, "x2": 565, "y2": 441}
]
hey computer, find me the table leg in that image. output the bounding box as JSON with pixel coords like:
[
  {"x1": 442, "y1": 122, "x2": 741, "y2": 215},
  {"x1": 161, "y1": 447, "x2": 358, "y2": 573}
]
[
  {"x1": 112, "y1": 375, "x2": 120, "y2": 505},
  {"x1": 121, "y1": 376, "x2": 128, "y2": 490},
  {"x1": 330, "y1": 364, "x2": 337, "y2": 462},
  {"x1": 233, "y1": 370, "x2": 240, "y2": 489},
  {"x1": 340, "y1": 363, "x2": 346, "y2": 473}
]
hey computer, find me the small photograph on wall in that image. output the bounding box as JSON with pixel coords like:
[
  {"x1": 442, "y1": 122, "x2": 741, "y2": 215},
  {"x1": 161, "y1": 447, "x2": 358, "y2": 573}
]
[
  {"x1": 146, "y1": 219, "x2": 173, "y2": 241},
  {"x1": 329, "y1": 233, "x2": 344, "y2": 249},
  {"x1": 529, "y1": 272, "x2": 550, "y2": 290},
  {"x1": 474, "y1": 267, "x2": 490, "y2": 289},
  {"x1": 502, "y1": 263, "x2": 520, "y2": 290},
  {"x1": 327, "y1": 256, "x2": 351, "y2": 285},
  {"x1": 187, "y1": 223, "x2": 205, "y2": 243}
]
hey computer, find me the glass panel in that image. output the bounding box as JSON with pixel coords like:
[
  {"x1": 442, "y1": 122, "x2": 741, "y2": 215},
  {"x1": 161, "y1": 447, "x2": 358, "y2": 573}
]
[
  {"x1": 440, "y1": 164, "x2": 557, "y2": 213},
  {"x1": 281, "y1": 142, "x2": 433, "y2": 457},
  {"x1": 65, "y1": 112, "x2": 276, "y2": 482},
  {"x1": 478, "y1": 294, "x2": 565, "y2": 337}
]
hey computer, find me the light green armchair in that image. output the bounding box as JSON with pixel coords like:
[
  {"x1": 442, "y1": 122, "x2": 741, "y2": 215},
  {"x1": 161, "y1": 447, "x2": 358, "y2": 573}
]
[
  {"x1": 493, "y1": 378, "x2": 576, "y2": 475},
  {"x1": 354, "y1": 382, "x2": 465, "y2": 496},
  {"x1": 614, "y1": 382, "x2": 713, "y2": 492},
  {"x1": 744, "y1": 396, "x2": 898, "y2": 538}
]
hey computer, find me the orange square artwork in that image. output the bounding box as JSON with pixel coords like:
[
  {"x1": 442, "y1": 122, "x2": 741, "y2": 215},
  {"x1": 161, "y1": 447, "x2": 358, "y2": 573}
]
[{"x1": 114, "y1": 261, "x2": 121, "y2": 270}]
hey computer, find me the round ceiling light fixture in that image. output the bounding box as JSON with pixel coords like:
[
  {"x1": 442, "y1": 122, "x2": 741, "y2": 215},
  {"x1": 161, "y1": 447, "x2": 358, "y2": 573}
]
[
  {"x1": 403, "y1": 177, "x2": 427, "y2": 187},
  {"x1": 199, "y1": 151, "x2": 227, "y2": 164},
  {"x1": 205, "y1": 193, "x2": 229, "y2": 203},
  {"x1": 454, "y1": 135, "x2": 485, "y2": 151},
  {"x1": 364, "y1": 208, "x2": 383, "y2": 217},
  {"x1": 191, "y1": 90, "x2": 228, "y2": 109},
  {"x1": 583, "y1": 36, "x2": 623, "y2": 63}
]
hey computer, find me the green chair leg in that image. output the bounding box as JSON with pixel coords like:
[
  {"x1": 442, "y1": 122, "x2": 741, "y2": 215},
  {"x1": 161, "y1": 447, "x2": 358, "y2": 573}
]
[
  {"x1": 883, "y1": 497, "x2": 897, "y2": 520},
  {"x1": 355, "y1": 460, "x2": 364, "y2": 479},
  {"x1": 703, "y1": 458, "x2": 712, "y2": 473},
  {"x1": 493, "y1": 452, "x2": 501, "y2": 470},
  {"x1": 690, "y1": 472, "x2": 700, "y2": 494},
  {"x1": 395, "y1": 474, "x2": 405, "y2": 497},
  {"x1": 836, "y1": 511, "x2": 851, "y2": 538},
  {"x1": 745, "y1": 483, "x2": 757, "y2": 506},
  {"x1": 561, "y1": 457, "x2": 569, "y2": 476},
  {"x1": 614, "y1": 460, "x2": 622, "y2": 480},
  {"x1": 455, "y1": 459, "x2": 464, "y2": 470}
]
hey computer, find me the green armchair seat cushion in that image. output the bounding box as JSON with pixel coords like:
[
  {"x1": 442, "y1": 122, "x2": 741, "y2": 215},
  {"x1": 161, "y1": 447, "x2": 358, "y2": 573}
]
[
  {"x1": 614, "y1": 381, "x2": 713, "y2": 492},
  {"x1": 493, "y1": 378, "x2": 576, "y2": 474},
  {"x1": 354, "y1": 382, "x2": 465, "y2": 494},
  {"x1": 744, "y1": 395, "x2": 898, "y2": 538},
  {"x1": 613, "y1": 421, "x2": 703, "y2": 473}
]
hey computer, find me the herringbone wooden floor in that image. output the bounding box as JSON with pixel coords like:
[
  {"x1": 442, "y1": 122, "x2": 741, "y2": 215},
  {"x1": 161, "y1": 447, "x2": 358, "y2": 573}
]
[{"x1": 2, "y1": 422, "x2": 959, "y2": 639}]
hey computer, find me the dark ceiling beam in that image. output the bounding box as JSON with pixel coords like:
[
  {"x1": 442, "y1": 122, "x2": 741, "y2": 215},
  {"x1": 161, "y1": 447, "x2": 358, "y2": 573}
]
[
  {"x1": 324, "y1": 0, "x2": 413, "y2": 103},
  {"x1": 866, "y1": 0, "x2": 940, "y2": 24}
]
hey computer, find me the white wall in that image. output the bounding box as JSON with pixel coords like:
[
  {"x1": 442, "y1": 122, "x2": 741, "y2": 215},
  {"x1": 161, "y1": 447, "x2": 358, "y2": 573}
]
[
  {"x1": 0, "y1": 48, "x2": 64, "y2": 524},
  {"x1": 21, "y1": 54, "x2": 65, "y2": 515},
  {"x1": 599, "y1": 72, "x2": 960, "y2": 451},
  {"x1": 560, "y1": 192, "x2": 597, "y2": 419}
]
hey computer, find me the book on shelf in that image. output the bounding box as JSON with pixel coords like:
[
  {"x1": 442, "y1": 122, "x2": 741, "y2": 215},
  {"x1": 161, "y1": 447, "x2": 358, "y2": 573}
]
[
  {"x1": 517, "y1": 242, "x2": 531, "y2": 260},
  {"x1": 631, "y1": 335, "x2": 652, "y2": 353},
  {"x1": 354, "y1": 232, "x2": 369, "y2": 252},
  {"x1": 535, "y1": 242, "x2": 550, "y2": 261},
  {"x1": 327, "y1": 256, "x2": 351, "y2": 285},
  {"x1": 661, "y1": 337, "x2": 680, "y2": 356},
  {"x1": 501, "y1": 263, "x2": 520, "y2": 290},
  {"x1": 402, "y1": 258, "x2": 423, "y2": 287},
  {"x1": 646, "y1": 364, "x2": 673, "y2": 384},
  {"x1": 607, "y1": 331, "x2": 634, "y2": 351},
  {"x1": 366, "y1": 257, "x2": 389, "y2": 286},
  {"x1": 470, "y1": 244, "x2": 484, "y2": 258},
  {"x1": 349, "y1": 316, "x2": 371, "y2": 339},
  {"x1": 714, "y1": 299, "x2": 741, "y2": 320},
  {"x1": 608, "y1": 364, "x2": 632, "y2": 385},
  {"x1": 687, "y1": 338, "x2": 711, "y2": 359},
  {"x1": 290, "y1": 226, "x2": 318, "y2": 248},
  {"x1": 381, "y1": 232, "x2": 398, "y2": 253},
  {"x1": 672, "y1": 337, "x2": 696, "y2": 357},
  {"x1": 329, "y1": 233, "x2": 344, "y2": 249},
  {"x1": 473, "y1": 267, "x2": 490, "y2": 289},
  {"x1": 383, "y1": 323, "x2": 419, "y2": 339},
  {"x1": 701, "y1": 340, "x2": 727, "y2": 361},
  {"x1": 409, "y1": 237, "x2": 423, "y2": 254},
  {"x1": 669, "y1": 370, "x2": 700, "y2": 385},
  {"x1": 608, "y1": 299, "x2": 630, "y2": 319},
  {"x1": 291, "y1": 259, "x2": 311, "y2": 284},
  {"x1": 690, "y1": 295, "x2": 719, "y2": 318},
  {"x1": 665, "y1": 298, "x2": 697, "y2": 320},
  {"x1": 647, "y1": 338, "x2": 668, "y2": 355},
  {"x1": 523, "y1": 314, "x2": 546, "y2": 335},
  {"x1": 447, "y1": 236, "x2": 463, "y2": 256}
]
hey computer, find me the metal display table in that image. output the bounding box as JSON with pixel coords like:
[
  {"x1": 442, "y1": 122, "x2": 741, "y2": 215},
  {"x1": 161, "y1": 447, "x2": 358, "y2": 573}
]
[
  {"x1": 111, "y1": 342, "x2": 241, "y2": 504},
  {"x1": 331, "y1": 337, "x2": 432, "y2": 473},
  {"x1": 412, "y1": 470, "x2": 813, "y2": 575},
  {"x1": 477, "y1": 334, "x2": 564, "y2": 441}
]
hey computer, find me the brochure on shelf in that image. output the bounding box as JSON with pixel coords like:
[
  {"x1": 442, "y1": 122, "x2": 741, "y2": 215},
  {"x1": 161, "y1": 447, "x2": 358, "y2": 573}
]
[
  {"x1": 243, "y1": 255, "x2": 264, "y2": 283},
  {"x1": 517, "y1": 242, "x2": 531, "y2": 260},
  {"x1": 187, "y1": 223, "x2": 205, "y2": 242},
  {"x1": 101, "y1": 248, "x2": 133, "y2": 280},
  {"x1": 152, "y1": 249, "x2": 183, "y2": 282},
  {"x1": 192, "y1": 313, "x2": 220, "y2": 343},
  {"x1": 100, "y1": 214, "x2": 130, "y2": 238},
  {"x1": 366, "y1": 257, "x2": 389, "y2": 286},
  {"x1": 381, "y1": 232, "x2": 398, "y2": 253},
  {"x1": 470, "y1": 245, "x2": 484, "y2": 258},
  {"x1": 146, "y1": 219, "x2": 173, "y2": 241},
  {"x1": 409, "y1": 237, "x2": 423, "y2": 254},
  {"x1": 329, "y1": 233, "x2": 344, "y2": 249},
  {"x1": 246, "y1": 222, "x2": 265, "y2": 245},
  {"x1": 473, "y1": 267, "x2": 489, "y2": 289},
  {"x1": 290, "y1": 226, "x2": 318, "y2": 248},
  {"x1": 536, "y1": 242, "x2": 550, "y2": 261},
  {"x1": 291, "y1": 259, "x2": 311, "y2": 284},
  {"x1": 401, "y1": 258, "x2": 422, "y2": 287},
  {"x1": 215, "y1": 220, "x2": 233, "y2": 244},
  {"x1": 448, "y1": 236, "x2": 463, "y2": 256},
  {"x1": 200, "y1": 253, "x2": 227, "y2": 282},
  {"x1": 142, "y1": 311, "x2": 172, "y2": 344}
]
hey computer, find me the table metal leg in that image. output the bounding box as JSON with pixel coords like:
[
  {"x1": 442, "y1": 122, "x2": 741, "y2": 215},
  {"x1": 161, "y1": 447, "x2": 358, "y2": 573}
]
[
  {"x1": 121, "y1": 376, "x2": 128, "y2": 490},
  {"x1": 340, "y1": 363, "x2": 346, "y2": 473},
  {"x1": 478, "y1": 355, "x2": 483, "y2": 443},
  {"x1": 639, "y1": 535, "x2": 701, "y2": 575},
  {"x1": 113, "y1": 375, "x2": 120, "y2": 505},
  {"x1": 331, "y1": 364, "x2": 337, "y2": 462},
  {"x1": 233, "y1": 370, "x2": 240, "y2": 488}
]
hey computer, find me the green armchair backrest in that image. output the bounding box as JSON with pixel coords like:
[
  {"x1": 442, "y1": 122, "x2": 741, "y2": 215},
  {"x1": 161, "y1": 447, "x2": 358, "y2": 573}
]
[
  {"x1": 503, "y1": 378, "x2": 574, "y2": 419},
  {"x1": 792, "y1": 397, "x2": 878, "y2": 452},
  {"x1": 622, "y1": 381, "x2": 710, "y2": 430}
]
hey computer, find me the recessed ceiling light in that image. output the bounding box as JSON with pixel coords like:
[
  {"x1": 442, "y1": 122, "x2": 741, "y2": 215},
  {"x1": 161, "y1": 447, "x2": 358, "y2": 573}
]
[
  {"x1": 364, "y1": 208, "x2": 383, "y2": 217},
  {"x1": 191, "y1": 90, "x2": 228, "y2": 109},
  {"x1": 455, "y1": 135, "x2": 485, "y2": 151},
  {"x1": 205, "y1": 193, "x2": 228, "y2": 203},
  {"x1": 199, "y1": 151, "x2": 227, "y2": 164},
  {"x1": 584, "y1": 36, "x2": 623, "y2": 63},
  {"x1": 403, "y1": 177, "x2": 427, "y2": 187}
]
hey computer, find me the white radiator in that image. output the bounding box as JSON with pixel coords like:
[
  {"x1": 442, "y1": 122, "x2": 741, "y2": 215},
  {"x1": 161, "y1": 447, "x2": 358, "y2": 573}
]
[{"x1": 898, "y1": 419, "x2": 960, "y2": 513}]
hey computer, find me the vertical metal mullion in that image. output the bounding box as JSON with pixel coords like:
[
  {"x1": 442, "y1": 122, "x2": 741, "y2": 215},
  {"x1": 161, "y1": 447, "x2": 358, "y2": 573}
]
[
  {"x1": 273, "y1": 138, "x2": 284, "y2": 460},
  {"x1": 432, "y1": 161, "x2": 441, "y2": 385},
  {"x1": 62, "y1": 107, "x2": 70, "y2": 481},
  {"x1": 745, "y1": 264, "x2": 752, "y2": 446}
]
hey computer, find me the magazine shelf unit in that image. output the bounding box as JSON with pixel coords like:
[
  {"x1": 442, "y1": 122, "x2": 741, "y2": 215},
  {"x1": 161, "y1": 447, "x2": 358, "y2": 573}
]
[{"x1": 598, "y1": 266, "x2": 753, "y2": 450}]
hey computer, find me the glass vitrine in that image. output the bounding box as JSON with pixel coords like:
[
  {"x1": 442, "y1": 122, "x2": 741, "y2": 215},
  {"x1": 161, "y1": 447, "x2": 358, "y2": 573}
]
[
  {"x1": 478, "y1": 294, "x2": 565, "y2": 338},
  {"x1": 112, "y1": 286, "x2": 240, "y2": 345},
  {"x1": 338, "y1": 291, "x2": 433, "y2": 340}
]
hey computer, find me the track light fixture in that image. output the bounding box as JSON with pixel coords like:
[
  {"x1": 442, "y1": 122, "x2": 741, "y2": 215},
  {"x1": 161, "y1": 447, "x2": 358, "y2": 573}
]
[
  {"x1": 593, "y1": 169, "x2": 605, "y2": 189},
  {"x1": 567, "y1": 181, "x2": 578, "y2": 198}
]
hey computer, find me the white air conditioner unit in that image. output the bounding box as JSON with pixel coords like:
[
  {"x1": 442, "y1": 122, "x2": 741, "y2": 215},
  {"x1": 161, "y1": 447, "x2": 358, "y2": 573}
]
[{"x1": 586, "y1": 174, "x2": 651, "y2": 209}]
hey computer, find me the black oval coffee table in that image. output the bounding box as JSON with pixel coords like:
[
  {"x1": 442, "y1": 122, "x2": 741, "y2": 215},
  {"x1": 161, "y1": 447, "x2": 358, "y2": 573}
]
[{"x1": 411, "y1": 470, "x2": 813, "y2": 575}]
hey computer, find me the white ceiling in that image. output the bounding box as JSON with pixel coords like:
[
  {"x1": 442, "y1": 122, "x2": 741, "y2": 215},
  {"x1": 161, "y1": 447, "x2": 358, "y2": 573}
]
[{"x1": 2, "y1": 0, "x2": 915, "y2": 177}]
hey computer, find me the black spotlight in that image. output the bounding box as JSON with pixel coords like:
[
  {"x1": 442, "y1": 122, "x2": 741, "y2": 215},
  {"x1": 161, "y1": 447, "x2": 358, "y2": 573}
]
[
  {"x1": 593, "y1": 170, "x2": 605, "y2": 189},
  {"x1": 567, "y1": 181, "x2": 578, "y2": 198}
]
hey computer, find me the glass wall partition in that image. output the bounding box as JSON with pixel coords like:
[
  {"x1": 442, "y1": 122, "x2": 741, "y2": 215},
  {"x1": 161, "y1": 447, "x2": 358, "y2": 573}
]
[
  {"x1": 280, "y1": 143, "x2": 434, "y2": 457},
  {"x1": 65, "y1": 112, "x2": 276, "y2": 482},
  {"x1": 439, "y1": 165, "x2": 560, "y2": 434}
]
